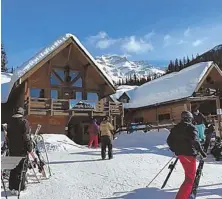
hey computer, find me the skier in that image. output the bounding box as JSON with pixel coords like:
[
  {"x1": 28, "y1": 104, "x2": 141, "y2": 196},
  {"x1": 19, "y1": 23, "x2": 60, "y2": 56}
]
[
  {"x1": 88, "y1": 118, "x2": 99, "y2": 148},
  {"x1": 99, "y1": 116, "x2": 114, "y2": 160},
  {"x1": 167, "y1": 111, "x2": 207, "y2": 199},
  {"x1": 192, "y1": 108, "x2": 207, "y2": 142},
  {"x1": 6, "y1": 107, "x2": 33, "y2": 194}
]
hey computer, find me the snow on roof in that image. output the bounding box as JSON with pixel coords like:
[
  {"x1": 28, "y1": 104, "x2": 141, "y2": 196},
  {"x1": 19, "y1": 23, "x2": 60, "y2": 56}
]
[
  {"x1": 110, "y1": 85, "x2": 138, "y2": 101},
  {"x1": 1, "y1": 72, "x2": 13, "y2": 103},
  {"x1": 4, "y1": 34, "x2": 114, "y2": 103},
  {"x1": 124, "y1": 61, "x2": 214, "y2": 109}
]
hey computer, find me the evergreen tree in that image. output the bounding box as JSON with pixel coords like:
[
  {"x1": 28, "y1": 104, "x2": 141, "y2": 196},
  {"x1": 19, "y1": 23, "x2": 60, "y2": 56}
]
[
  {"x1": 186, "y1": 56, "x2": 190, "y2": 64},
  {"x1": 183, "y1": 57, "x2": 186, "y2": 65},
  {"x1": 1, "y1": 44, "x2": 8, "y2": 72},
  {"x1": 175, "y1": 58, "x2": 179, "y2": 71},
  {"x1": 179, "y1": 59, "x2": 183, "y2": 70},
  {"x1": 168, "y1": 60, "x2": 174, "y2": 72},
  {"x1": 192, "y1": 54, "x2": 194, "y2": 60},
  {"x1": 133, "y1": 73, "x2": 137, "y2": 84}
]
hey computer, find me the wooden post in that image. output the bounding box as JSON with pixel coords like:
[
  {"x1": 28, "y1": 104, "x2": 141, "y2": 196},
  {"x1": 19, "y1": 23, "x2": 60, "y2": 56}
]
[
  {"x1": 216, "y1": 96, "x2": 222, "y2": 138},
  {"x1": 50, "y1": 99, "x2": 53, "y2": 116}
]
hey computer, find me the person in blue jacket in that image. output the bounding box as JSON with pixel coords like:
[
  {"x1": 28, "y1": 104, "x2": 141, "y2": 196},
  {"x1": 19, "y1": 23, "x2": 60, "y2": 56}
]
[{"x1": 192, "y1": 108, "x2": 207, "y2": 142}]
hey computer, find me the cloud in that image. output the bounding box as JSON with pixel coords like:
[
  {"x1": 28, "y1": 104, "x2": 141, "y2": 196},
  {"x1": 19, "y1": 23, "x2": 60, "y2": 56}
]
[
  {"x1": 192, "y1": 38, "x2": 208, "y2": 47},
  {"x1": 87, "y1": 31, "x2": 118, "y2": 49},
  {"x1": 184, "y1": 28, "x2": 190, "y2": 37},
  {"x1": 121, "y1": 36, "x2": 153, "y2": 54},
  {"x1": 177, "y1": 40, "x2": 186, "y2": 45},
  {"x1": 163, "y1": 34, "x2": 171, "y2": 47},
  {"x1": 144, "y1": 31, "x2": 155, "y2": 40},
  {"x1": 87, "y1": 32, "x2": 154, "y2": 54}
]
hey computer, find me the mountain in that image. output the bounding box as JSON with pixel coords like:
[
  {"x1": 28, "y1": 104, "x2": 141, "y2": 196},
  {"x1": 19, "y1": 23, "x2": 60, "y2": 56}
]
[
  {"x1": 95, "y1": 55, "x2": 166, "y2": 82},
  {"x1": 187, "y1": 44, "x2": 222, "y2": 69}
]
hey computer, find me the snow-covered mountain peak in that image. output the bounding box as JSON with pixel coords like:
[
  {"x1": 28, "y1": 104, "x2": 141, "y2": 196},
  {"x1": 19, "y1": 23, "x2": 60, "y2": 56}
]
[{"x1": 95, "y1": 55, "x2": 166, "y2": 83}]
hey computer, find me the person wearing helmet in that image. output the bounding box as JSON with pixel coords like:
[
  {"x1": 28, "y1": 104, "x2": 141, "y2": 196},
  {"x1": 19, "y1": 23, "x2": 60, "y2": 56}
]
[
  {"x1": 167, "y1": 111, "x2": 207, "y2": 199},
  {"x1": 99, "y1": 116, "x2": 114, "y2": 160},
  {"x1": 88, "y1": 118, "x2": 99, "y2": 148}
]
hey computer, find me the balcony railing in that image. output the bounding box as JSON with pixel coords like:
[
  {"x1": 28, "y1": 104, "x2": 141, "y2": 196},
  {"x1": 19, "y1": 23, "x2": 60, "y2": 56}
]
[{"x1": 25, "y1": 97, "x2": 123, "y2": 116}]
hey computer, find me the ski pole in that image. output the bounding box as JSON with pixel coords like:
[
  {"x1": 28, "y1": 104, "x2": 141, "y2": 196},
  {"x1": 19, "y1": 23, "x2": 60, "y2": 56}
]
[
  {"x1": 146, "y1": 156, "x2": 175, "y2": 188},
  {"x1": 161, "y1": 157, "x2": 179, "y2": 189}
]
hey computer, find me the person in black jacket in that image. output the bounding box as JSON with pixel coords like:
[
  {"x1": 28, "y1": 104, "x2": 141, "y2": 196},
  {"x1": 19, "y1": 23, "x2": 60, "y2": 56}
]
[
  {"x1": 6, "y1": 107, "x2": 33, "y2": 194},
  {"x1": 167, "y1": 111, "x2": 206, "y2": 199}
]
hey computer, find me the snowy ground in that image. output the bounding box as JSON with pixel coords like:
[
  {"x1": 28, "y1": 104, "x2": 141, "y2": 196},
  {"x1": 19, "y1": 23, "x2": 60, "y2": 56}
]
[{"x1": 1, "y1": 129, "x2": 222, "y2": 199}]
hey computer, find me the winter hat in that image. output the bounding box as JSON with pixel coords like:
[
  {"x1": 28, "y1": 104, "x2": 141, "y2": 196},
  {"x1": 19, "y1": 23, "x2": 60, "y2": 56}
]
[{"x1": 12, "y1": 107, "x2": 24, "y2": 118}]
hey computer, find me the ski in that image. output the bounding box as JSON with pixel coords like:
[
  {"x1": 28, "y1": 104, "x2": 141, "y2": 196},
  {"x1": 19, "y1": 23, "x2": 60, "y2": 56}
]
[
  {"x1": 189, "y1": 158, "x2": 204, "y2": 199},
  {"x1": 161, "y1": 157, "x2": 179, "y2": 189},
  {"x1": 189, "y1": 124, "x2": 214, "y2": 199}
]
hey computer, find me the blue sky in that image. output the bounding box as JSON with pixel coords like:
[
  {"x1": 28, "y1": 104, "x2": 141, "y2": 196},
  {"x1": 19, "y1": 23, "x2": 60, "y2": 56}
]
[{"x1": 2, "y1": 0, "x2": 222, "y2": 68}]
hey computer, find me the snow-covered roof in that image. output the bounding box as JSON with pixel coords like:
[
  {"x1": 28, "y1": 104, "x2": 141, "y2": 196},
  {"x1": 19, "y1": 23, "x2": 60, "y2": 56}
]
[
  {"x1": 124, "y1": 61, "x2": 214, "y2": 109},
  {"x1": 1, "y1": 72, "x2": 13, "y2": 103},
  {"x1": 110, "y1": 85, "x2": 138, "y2": 101},
  {"x1": 3, "y1": 34, "x2": 114, "y2": 103}
]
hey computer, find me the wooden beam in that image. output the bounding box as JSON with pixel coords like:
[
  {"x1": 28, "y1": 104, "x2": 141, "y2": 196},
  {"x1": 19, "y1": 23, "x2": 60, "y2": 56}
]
[
  {"x1": 83, "y1": 64, "x2": 90, "y2": 100},
  {"x1": 21, "y1": 38, "x2": 72, "y2": 83},
  {"x1": 216, "y1": 96, "x2": 222, "y2": 138},
  {"x1": 66, "y1": 44, "x2": 72, "y2": 64},
  {"x1": 70, "y1": 73, "x2": 81, "y2": 85},
  {"x1": 52, "y1": 69, "x2": 64, "y2": 84}
]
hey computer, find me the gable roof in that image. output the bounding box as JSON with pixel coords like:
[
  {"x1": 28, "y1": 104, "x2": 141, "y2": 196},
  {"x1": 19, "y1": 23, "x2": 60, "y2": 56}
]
[
  {"x1": 110, "y1": 85, "x2": 138, "y2": 101},
  {"x1": 4, "y1": 34, "x2": 115, "y2": 103},
  {"x1": 124, "y1": 61, "x2": 221, "y2": 109}
]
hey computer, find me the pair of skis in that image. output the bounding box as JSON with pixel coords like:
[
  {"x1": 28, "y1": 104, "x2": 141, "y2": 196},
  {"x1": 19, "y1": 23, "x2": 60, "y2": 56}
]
[{"x1": 29, "y1": 124, "x2": 51, "y2": 179}]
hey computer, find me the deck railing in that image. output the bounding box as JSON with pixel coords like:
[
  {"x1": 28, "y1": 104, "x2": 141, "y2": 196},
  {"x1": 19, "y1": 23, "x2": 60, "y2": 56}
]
[{"x1": 25, "y1": 97, "x2": 123, "y2": 116}]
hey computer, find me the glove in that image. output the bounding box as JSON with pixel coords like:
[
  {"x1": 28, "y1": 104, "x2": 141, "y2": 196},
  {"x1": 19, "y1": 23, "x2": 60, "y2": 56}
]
[{"x1": 200, "y1": 150, "x2": 207, "y2": 159}]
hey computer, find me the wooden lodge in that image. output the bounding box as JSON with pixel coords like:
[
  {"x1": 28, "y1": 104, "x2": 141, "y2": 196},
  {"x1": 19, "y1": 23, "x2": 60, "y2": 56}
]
[
  {"x1": 1, "y1": 34, "x2": 124, "y2": 144},
  {"x1": 119, "y1": 62, "x2": 222, "y2": 137}
]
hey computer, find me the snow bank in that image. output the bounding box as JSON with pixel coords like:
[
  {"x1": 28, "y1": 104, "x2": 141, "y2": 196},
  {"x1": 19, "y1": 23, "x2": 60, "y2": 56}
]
[
  {"x1": 36, "y1": 134, "x2": 83, "y2": 152},
  {"x1": 125, "y1": 61, "x2": 213, "y2": 108},
  {"x1": 1, "y1": 72, "x2": 13, "y2": 103}
]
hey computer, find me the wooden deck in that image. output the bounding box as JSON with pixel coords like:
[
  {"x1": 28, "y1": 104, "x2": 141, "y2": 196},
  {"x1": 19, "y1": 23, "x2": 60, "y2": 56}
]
[{"x1": 25, "y1": 97, "x2": 124, "y2": 117}]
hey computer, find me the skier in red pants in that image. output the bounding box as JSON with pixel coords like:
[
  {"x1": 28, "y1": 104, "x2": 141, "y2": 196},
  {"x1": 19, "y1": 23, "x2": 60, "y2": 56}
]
[
  {"x1": 88, "y1": 118, "x2": 99, "y2": 148},
  {"x1": 167, "y1": 111, "x2": 206, "y2": 199}
]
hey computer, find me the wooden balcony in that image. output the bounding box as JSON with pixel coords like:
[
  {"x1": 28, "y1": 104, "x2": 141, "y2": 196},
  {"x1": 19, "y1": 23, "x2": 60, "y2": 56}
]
[{"x1": 24, "y1": 97, "x2": 124, "y2": 117}]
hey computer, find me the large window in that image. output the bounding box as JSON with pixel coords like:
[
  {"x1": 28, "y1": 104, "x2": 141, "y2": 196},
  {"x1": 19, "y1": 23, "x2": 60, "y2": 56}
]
[
  {"x1": 87, "y1": 92, "x2": 98, "y2": 101},
  {"x1": 50, "y1": 73, "x2": 61, "y2": 85},
  {"x1": 72, "y1": 78, "x2": 82, "y2": 87},
  {"x1": 51, "y1": 90, "x2": 59, "y2": 99},
  {"x1": 158, "y1": 113, "x2": 171, "y2": 121},
  {"x1": 30, "y1": 88, "x2": 42, "y2": 98},
  {"x1": 76, "y1": 92, "x2": 82, "y2": 100}
]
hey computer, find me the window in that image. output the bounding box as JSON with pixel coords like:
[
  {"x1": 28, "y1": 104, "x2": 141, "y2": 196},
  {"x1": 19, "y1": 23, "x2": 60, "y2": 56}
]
[
  {"x1": 87, "y1": 92, "x2": 98, "y2": 101},
  {"x1": 50, "y1": 73, "x2": 61, "y2": 85},
  {"x1": 30, "y1": 88, "x2": 42, "y2": 98},
  {"x1": 51, "y1": 90, "x2": 58, "y2": 99},
  {"x1": 72, "y1": 78, "x2": 82, "y2": 87},
  {"x1": 54, "y1": 69, "x2": 65, "y2": 81},
  {"x1": 70, "y1": 71, "x2": 79, "y2": 80},
  {"x1": 158, "y1": 113, "x2": 171, "y2": 121},
  {"x1": 76, "y1": 92, "x2": 82, "y2": 100}
]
